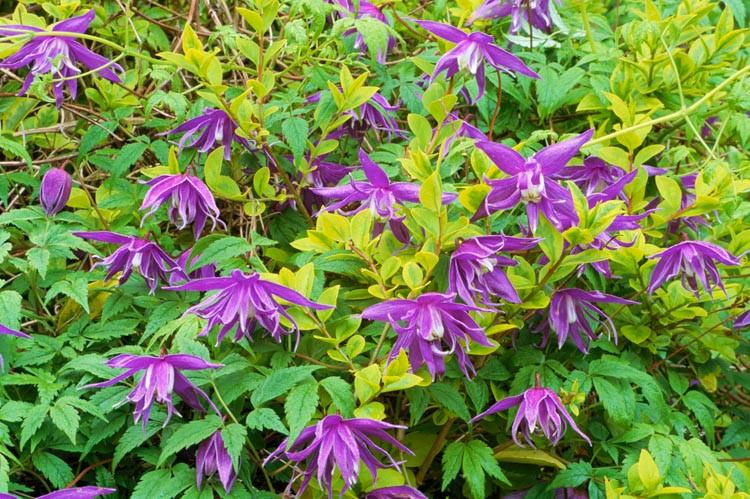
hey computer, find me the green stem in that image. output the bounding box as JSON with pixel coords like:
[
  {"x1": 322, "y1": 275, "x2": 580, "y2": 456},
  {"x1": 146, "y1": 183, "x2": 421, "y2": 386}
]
[{"x1": 586, "y1": 65, "x2": 749, "y2": 147}]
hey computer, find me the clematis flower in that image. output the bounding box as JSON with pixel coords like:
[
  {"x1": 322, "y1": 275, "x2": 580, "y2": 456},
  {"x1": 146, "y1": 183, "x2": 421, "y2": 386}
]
[
  {"x1": 331, "y1": 0, "x2": 395, "y2": 63},
  {"x1": 300, "y1": 154, "x2": 353, "y2": 211},
  {"x1": 470, "y1": 376, "x2": 591, "y2": 447},
  {"x1": 39, "y1": 167, "x2": 72, "y2": 216},
  {"x1": 545, "y1": 288, "x2": 638, "y2": 353},
  {"x1": 468, "y1": 0, "x2": 559, "y2": 33},
  {"x1": 309, "y1": 91, "x2": 403, "y2": 139},
  {"x1": 73, "y1": 231, "x2": 186, "y2": 294},
  {"x1": 553, "y1": 157, "x2": 627, "y2": 198},
  {"x1": 473, "y1": 130, "x2": 594, "y2": 232},
  {"x1": 441, "y1": 112, "x2": 487, "y2": 156},
  {"x1": 0, "y1": 10, "x2": 123, "y2": 107},
  {"x1": 366, "y1": 486, "x2": 428, "y2": 499},
  {"x1": 362, "y1": 292, "x2": 493, "y2": 378},
  {"x1": 166, "y1": 270, "x2": 332, "y2": 344},
  {"x1": 449, "y1": 235, "x2": 539, "y2": 307},
  {"x1": 197, "y1": 430, "x2": 237, "y2": 493},
  {"x1": 313, "y1": 149, "x2": 456, "y2": 243},
  {"x1": 415, "y1": 20, "x2": 539, "y2": 102},
  {"x1": 264, "y1": 414, "x2": 413, "y2": 498},
  {"x1": 83, "y1": 353, "x2": 221, "y2": 428},
  {"x1": 163, "y1": 108, "x2": 253, "y2": 160},
  {"x1": 140, "y1": 173, "x2": 225, "y2": 239},
  {"x1": 169, "y1": 249, "x2": 216, "y2": 285},
  {"x1": 34, "y1": 487, "x2": 116, "y2": 499},
  {"x1": 647, "y1": 241, "x2": 740, "y2": 297}
]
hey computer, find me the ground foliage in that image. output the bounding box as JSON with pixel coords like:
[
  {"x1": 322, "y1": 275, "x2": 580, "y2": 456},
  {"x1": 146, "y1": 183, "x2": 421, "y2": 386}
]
[{"x1": 0, "y1": 0, "x2": 749, "y2": 497}]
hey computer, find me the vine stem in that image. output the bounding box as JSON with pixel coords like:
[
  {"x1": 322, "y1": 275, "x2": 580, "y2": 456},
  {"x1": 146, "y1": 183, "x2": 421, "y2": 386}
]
[
  {"x1": 416, "y1": 417, "x2": 455, "y2": 485},
  {"x1": 65, "y1": 459, "x2": 112, "y2": 488},
  {"x1": 585, "y1": 65, "x2": 749, "y2": 147}
]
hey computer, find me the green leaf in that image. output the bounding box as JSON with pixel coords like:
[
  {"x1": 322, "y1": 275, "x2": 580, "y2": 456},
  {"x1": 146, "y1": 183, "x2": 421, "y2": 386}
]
[
  {"x1": 204, "y1": 147, "x2": 245, "y2": 201},
  {"x1": 79, "y1": 121, "x2": 116, "y2": 156},
  {"x1": 50, "y1": 399, "x2": 80, "y2": 444},
  {"x1": 250, "y1": 366, "x2": 321, "y2": 406},
  {"x1": 21, "y1": 404, "x2": 49, "y2": 449},
  {"x1": 157, "y1": 416, "x2": 222, "y2": 465},
  {"x1": 441, "y1": 441, "x2": 464, "y2": 490},
  {"x1": 282, "y1": 117, "x2": 309, "y2": 161},
  {"x1": 537, "y1": 214, "x2": 563, "y2": 260},
  {"x1": 221, "y1": 423, "x2": 247, "y2": 471},
  {"x1": 428, "y1": 383, "x2": 470, "y2": 421},
  {"x1": 285, "y1": 381, "x2": 319, "y2": 446},
  {"x1": 549, "y1": 461, "x2": 593, "y2": 488},
  {"x1": 31, "y1": 452, "x2": 73, "y2": 489},
  {"x1": 193, "y1": 236, "x2": 253, "y2": 269},
  {"x1": 246, "y1": 408, "x2": 288, "y2": 435},
  {"x1": 131, "y1": 464, "x2": 194, "y2": 499},
  {"x1": 463, "y1": 440, "x2": 510, "y2": 498},
  {"x1": 44, "y1": 275, "x2": 89, "y2": 313},
  {"x1": 419, "y1": 170, "x2": 442, "y2": 213},
  {"x1": 27, "y1": 247, "x2": 50, "y2": 279},
  {"x1": 0, "y1": 137, "x2": 32, "y2": 168},
  {"x1": 319, "y1": 376, "x2": 355, "y2": 418},
  {"x1": 0, "y1": 290, "x2": 23, "y2": 329}
]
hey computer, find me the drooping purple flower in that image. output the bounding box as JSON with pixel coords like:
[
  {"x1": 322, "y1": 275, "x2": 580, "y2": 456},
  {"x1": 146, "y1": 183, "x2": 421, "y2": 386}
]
[
  {"x1": 169, "y1": 249, "x2": 217, "y2": 285},
  {"x1": 73, "y1": 231, "x2": 187, "y2": 294},
  {"x1": 34, "y1": 487, "x2": 116, "y2": 499},
  {"x1": 449, "y1": 235, "x2": 539, "y2": 307},
  {"x1": 474, "y1": 130, "x2": 594, "y2": 232},
  {"x1": 331, "y1": 0, "x2": 395, "y2": 63},
  {"x1": 166, "y1": 270, "x2": 332, "y2": 344},
  {"x1": 312, "y1": 149, "x2": 456, "y2": 243},
  {"x1": 83, "y1": 353, "x2": 221, "y2": 428},
  {"x1": 470, "y1": 378, "x2": 591, "y2": 447},
  {"x1": 309, "y1": 90, "x2": 404, "y2": 139},
  {"x1": 415, "y1": 20, "x2": 539, "y2": 102},
  {"x1": 163, "y1": 108, "x2": 252, "y2": 160},
  {"x1": 39, "y1": 167, "x2": 72, "y2": 216},
  {"x1": 197, "y1": 429, "x2": 237, "y2": 493},
  {"x1": 300, "y1": 154, "x2": 353, "y2": 211},
  {"x1": 365, "y1": 485, "x2": 428, "y2": 499},
  {"x1": 0, "y1": 10, "x2": 123, "y2": 107},
  {"x1": 140, "y1": 173, "x2": 225, "y2": 239},
  {"x1": 362, "y1": 292, "x2": 493, "y2": 378},
  {"x1": 264, "y1": 414, "x2": 413, "y2": 498},
  {"x1": 468, "y1": 0, "x2": 559, "y2": 34},
  {"x1": 734, "y1": 310, "x2": 750, "y2": 329},
  {"x1": 701, "y1": 116, "x2": 719, "y2": 138},
  {"x1": 553, "y1": 157, "x2": 627, "y2": 198},
  {"x1": 545, "y1": 288, "x2": 638, "y2": 353},
  {"x1": 647, "y1": 241, "x2": 740, "y2": 297}
]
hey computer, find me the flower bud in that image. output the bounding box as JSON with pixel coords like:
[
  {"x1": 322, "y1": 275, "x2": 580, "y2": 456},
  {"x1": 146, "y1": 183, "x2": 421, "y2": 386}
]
[{"x1": 40, "y1": 168, "x2": 72, "y2": 215}]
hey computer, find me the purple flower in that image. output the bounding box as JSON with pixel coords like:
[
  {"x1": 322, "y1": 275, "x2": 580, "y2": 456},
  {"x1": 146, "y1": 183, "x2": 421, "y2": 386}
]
[
  {"x1": 331, "y1": 0, "x2": 395, "y2": 63},
  {"x1": 362, "y1": 292, "x2": 493, "y2": 378},
  {"x1": 449, "y1": 235, "x2": 539, "y2": 307},
  {"x1": 197, "y1": 430, "x2": 237, "y2": 493},
  {"x1": 300, "y1": 154, "x2": 353, "y2": 210},
  {"x1": 546, "y1": 288, "x2": 638, "y2": 353},
  {"x1": 39, "y1": 167, "x2": 72, "y2": 216},
  {"x1": 73, "y1": 231, "x2": 186, "y2": 294},
  {"x1": 734, "y1": 310, "x2": 750, "y2": 329},
  {"x1": 415, "y1": 20, "x2": 539, "y2": 102},
  {"x1": 701, "y1": 116, "x2": 718, "y2": 138},
  {"x1": 83, "y1": 353, "x2": 221, "y2": 428},
  {"x1": 469, "y1": 0, "x2": 559, "y2": 33},
  {"x1": 310, "y1": 91, "x2": 403, "y2": 139},
  {"x1": 264, "y1": 414, "x2": 413, "y2": 498},
  {"x1": 647, "y1": 241, "x2": 740, "y2": 297},
  {"x1": 0, "y1": 10, "x2": 123, "y2": 107},
  {"x1": 441, "y1": 112, "x2": 488, "y2": 156},
  {"x1": 366, "y1": 486, "x2": 428, "y2": 499},
  {"x1": 163, "y1": 108, "x2": 252, "y2": 160},
  {"x1": 470, "y1": 378, "x2": 591, "y2": 447},
  {"x1": 140, "y1": 173, "x2": 225, "y2": 239},
  {"x1": 169, "y1": 249, "x2": 216, "y2": 285},
  {"x1": 166, "y1": 270, "x2": 332, "y2": 344},
  {"x1": 553, "y1": 157, "x2": 627, "y2": 198},
  {"x1": 474, "y1": 130, "x2": 594, "y2": 232},
  {"x1": 29, "y1": 487, "x2": 116, "y2": 499}
]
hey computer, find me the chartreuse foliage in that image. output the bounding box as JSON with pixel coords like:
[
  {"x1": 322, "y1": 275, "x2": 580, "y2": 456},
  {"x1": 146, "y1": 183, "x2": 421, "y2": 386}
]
[{"x1": 0, "y1": 0, "x2": 749, "y2": 498}]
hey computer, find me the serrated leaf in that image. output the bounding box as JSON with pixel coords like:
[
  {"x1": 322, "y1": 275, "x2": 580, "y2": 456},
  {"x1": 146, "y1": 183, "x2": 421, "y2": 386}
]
[
  {"x1": 441, "y1": 441, "x2": 464, "y2": 490},
  {"x1": 428, "y1": 383, "x2": 470, "y2": 421},
  {"x1": 221, "y1": 423, "x2": 247, "y2": 471},
  {"x1": 285, "y1": 381, "x2": 318, "y2": 446},
  {"x1": 50, "y1": 399, "x2": 79, "y2": 444},
  {"x1": 31, "y1": 452, "x2": 73, "y2": 489},
  {"x1": 282, "y1": 117, "x2": 308, "y2": 160},
  {"x1": 193, "y1": 236, "x2": 253, "y2": 269},
  {"x1": 157, "y1": 416, "x2": 222, "y2": 465},
  {"x1": 251, "y1": 366, "x2": 321, "y2": 406},
  {"x1": 246, "y1": 408, "x2": 288, "y2": 435},
  {"x1": 319, "y1": 376, "x2": 355, "y2": 418},
  {"x1": 113, "y1": 413, "x2": 166, "y2": 469},
  {"x1": 21, "y1": 404, "x2": 49, "y2": 449}
]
